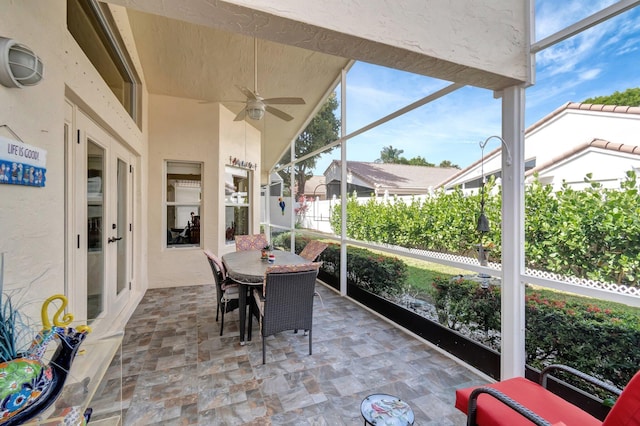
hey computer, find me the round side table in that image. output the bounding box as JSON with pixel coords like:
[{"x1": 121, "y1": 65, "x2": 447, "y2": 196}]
[{"x1": 360, "y1": 393, "x2": 415, "y2": 425}]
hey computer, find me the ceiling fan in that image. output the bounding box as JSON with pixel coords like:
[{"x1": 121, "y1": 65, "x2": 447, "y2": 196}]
[{"x1": 233, "y1": 39, "x2": 305, "y2": 122}]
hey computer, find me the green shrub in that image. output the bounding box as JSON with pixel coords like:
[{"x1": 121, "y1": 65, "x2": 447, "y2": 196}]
[
  {"x1": 430, "y1": 275, "x2": 640, "y2": 390},
  {"x1": 330, "y1": 172, "x2": 640, "y2": 287},
  {"x1": 431, "y1": 276, "x2": 500, "y2": 342},
  {"x1": 275, "y1": 233, "x2": 407, "y2": 295}
]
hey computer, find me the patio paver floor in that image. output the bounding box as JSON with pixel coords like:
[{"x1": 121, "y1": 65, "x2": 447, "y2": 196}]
[{"x1": 90, "y1": 282, "x2": 487, "y2": 425}]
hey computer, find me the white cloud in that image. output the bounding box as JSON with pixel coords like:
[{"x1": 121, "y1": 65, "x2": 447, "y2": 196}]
[{"x1": 578, "y1": 68, "x2": 602, "y2": 81}]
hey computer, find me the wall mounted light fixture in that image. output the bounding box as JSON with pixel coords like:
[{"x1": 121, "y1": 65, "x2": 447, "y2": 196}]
[{"x1": 0, "y1": 37, "x2": 44, "y2": 88}]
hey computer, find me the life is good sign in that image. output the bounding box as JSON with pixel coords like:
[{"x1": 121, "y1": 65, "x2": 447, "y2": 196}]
[{"x1": 0, "y1": 136, "x2": 47, "y2": 187}]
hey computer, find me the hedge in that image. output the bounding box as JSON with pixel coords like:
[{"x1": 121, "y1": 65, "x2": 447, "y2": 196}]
[
  {"x1": 273, "y1": 233, "x2": 407, "y2": 295},
  {"x1": 330, "y1": 172, "x2": 640, "y2": 287}
]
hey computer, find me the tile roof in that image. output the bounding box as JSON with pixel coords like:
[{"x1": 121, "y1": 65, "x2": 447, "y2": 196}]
[
  {"x1": 302, "y1": 175, "x2": 327, "y2": 196},
  {"x1": 438, "y1": 102, "x2": 640, "y2": 188},
  {"x1": 525, "y1": 138, "x2": 640, "y2": 177},
  {"x1": 526, "y1": 102, "x2": 640, "y2": 135},
  {"x1": 328, "y1": 160, "x2": 459, "y2": 194}
]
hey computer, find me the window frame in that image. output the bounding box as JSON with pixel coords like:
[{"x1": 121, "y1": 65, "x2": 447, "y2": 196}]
[
  {"x1": 165, "y1": 161, "x2": 202, "y2": 249},
  {"x1": 224, "y1": 166, "x2": 253, "y2": 245}
]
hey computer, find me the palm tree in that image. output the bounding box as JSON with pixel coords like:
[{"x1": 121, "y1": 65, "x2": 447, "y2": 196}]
[{"x1": 378, "y1": 145, "x2": 404, "y2": 163}]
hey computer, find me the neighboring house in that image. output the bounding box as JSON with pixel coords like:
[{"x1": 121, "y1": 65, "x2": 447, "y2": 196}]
[
  {"x1": 324, "y1": 160, "x2": 459, "y2": 198},
  {"x1": 440, "y1": 102, "x2": 640, "y2": 192},
  {"x1": 302, "y1": 175, "x2": 328, "y2": 200}
]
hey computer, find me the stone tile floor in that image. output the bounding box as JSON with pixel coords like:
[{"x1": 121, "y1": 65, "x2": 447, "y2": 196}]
[{"x1": 89, "y1": 282, "x2": 487, "y2": 425}]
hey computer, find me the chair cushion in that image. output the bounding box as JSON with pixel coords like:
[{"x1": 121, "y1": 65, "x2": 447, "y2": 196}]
[
  {"x1": 204, "y1": 249, "x2": 227, "y2": 280},
  {"x1": 221, "y1": 282, "x2": 239, "y2": 295},
  {"x1": 235, "y1": 234, "x2": 268, "y2": 251},
  {"x1": 299, "y1": 240, "x2": 328, "y2": 261},
  {"x1": 455, "y1": 377, "x2": 602, "y2": 426},
  {"x1": 263, "y1": 262, "x2": 321, "y2": 296},
  {"x1": 603, "y1": 370, "x2": 640, "y2": 426},
  {"x1": 252, "y1": 289, "x2": 265, "y2": 316}
]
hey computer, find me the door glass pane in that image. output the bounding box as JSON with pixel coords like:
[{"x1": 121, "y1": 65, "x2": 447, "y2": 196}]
[
  {"x1": 87, "y1": 141, "x2": 104, "y2": 320},
  {"x1": 116, "y1": 158, "x2": 127, "y2": 295}
]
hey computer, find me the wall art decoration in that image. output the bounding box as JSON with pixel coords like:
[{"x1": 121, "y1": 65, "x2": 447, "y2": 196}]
[{"x1": 0, "y1": 135, "x2": 47, "y2": 187}]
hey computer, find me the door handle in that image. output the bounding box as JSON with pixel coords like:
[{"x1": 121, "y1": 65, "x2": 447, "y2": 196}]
[{"x1": 107, "y1": 236, "x2": 123, "y2": 244}]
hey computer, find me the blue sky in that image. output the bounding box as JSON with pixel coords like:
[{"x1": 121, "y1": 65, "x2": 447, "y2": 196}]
[{"x1": 312, "y1": 1, "x2": 640, "y2": 174}]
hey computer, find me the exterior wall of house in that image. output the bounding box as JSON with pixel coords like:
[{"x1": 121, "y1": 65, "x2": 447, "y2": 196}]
[
  {"x1": 526, "y1": 109, "x2": 640, "y2": 153},
  {"x1": 535, "y1": 149, "x2": 640, "y2": 190},
  {"x1": 444, "y1": 108, "x2": 640, "y2": 190},
  {"x1": 217, "y1": 106, "x2": 262, "y2": 253},
  {"x1": 146, "y1": 95, "x2": 261, "y2": 288},
  {"x1": 0, "y1": 1, "x2": 67, "y2": 321},
  {"x1": 0, "y1": 0, "x2": 148, "y2": 326}
]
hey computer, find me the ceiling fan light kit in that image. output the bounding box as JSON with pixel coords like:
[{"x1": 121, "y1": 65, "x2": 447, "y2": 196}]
[{"x1": 246, "y1": 100, "x2": 265, "y2": 120}]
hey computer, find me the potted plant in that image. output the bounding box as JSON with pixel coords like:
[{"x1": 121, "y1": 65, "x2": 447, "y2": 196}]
[{"x1": 261, "y1": 244, "x2": 273, "y2": 260}]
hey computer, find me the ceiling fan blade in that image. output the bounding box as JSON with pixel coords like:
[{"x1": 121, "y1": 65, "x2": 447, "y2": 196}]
[
  {"x1": 234, "y1": 109, "x2": 247, "y2": 121},
  {"x1": 199, "y1": 99, "x2": 244, "y2": 104},
  {"x1": 263, "y1": 97, "x2": 306, "y2": 105},
  {"x1": 266, "y1": 106, "x2": 294, "y2": 122},
  {"x1": 237, "y1": 85, "x2": 257, "y2": 101}
]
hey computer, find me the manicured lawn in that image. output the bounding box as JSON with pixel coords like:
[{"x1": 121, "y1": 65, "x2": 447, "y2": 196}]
[
  {"x1": 402, "y1": 255, "x2": 640, "y2": 317},
  {"x1": 403, "y1": 256, "x2": 471, "y2": 295}
]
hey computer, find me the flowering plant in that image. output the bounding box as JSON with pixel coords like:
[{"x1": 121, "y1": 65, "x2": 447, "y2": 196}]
[{"x1": 294, "y1": 195, "x2": 309, "y2": 216}]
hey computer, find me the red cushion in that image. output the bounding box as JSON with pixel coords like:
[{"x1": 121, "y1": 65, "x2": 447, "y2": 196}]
[
  {"x1": 455, "y1": 377, "x2": 602, "y2": 426},
  {"x1": 603, "y1": 370, "x2": 640, "y2": 426}
]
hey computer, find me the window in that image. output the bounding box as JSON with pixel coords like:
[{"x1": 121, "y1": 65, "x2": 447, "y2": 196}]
[
  {"x1": 67, "y1": 0, "x2": 141, "y2": 125},
  {"x1": 166, "y1": 162, "x2": 201, "y2": 247},
  {"x1": 225, "y1": 166, "x2": 251, "y2": 244}
]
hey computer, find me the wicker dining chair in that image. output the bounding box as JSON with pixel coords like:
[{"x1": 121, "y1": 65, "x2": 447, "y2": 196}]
[
  {"x1": 299, "y1": 240, "x2": 329, "y2": 261},
  {"x1": 248, "y1": 262, "x2": 321, "y2": 364},
  {"x1": 234, "y1": 234, "x2": 268, "y2": 251},
  {"x1": 204, "y1": 250, "x2": 240, "y2": 336}
]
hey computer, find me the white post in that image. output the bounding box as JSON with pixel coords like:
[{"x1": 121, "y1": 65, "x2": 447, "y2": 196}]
[
  {"x1": 500, "y1": 85, "x2": 526, "y2": 379},
  {"x1": 340, "y1": 69, "x2": 348, "y2": 296}
]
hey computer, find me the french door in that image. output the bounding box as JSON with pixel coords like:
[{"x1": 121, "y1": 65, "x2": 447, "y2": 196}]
[{"x1": 70, "y1": 108, "x2": 133, "y2": 325}]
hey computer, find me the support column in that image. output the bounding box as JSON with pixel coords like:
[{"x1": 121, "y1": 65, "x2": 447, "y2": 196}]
[
  {"x1": 501, "y1": 85, "x2": 526, "y2": 379},
  {"x1": 339, "y1": 69, "x2": 347, "y2": 296}
]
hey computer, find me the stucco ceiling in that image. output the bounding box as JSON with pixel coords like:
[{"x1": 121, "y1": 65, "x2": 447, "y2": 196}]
[{"x1": 123, "y1": 8, "x2": 351, "y2": 176}]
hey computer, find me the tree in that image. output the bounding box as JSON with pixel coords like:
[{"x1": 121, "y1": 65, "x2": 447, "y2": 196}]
[
  {"x1": 278, "y1": 93, "x2": 340, "y2": 197},
  {"x1": 377, "y1": 145, "x2": 404, "y2": 163},
  {"x1": 583, "y1": 87, "x2": 640, "y2": 107},
  {"x1": 439, "y1": 160, "x2": 460, "y2": 169},
  {"x1": 405, "y1": 156, "x2": 435, "y2": 167},
  {"x1": 377, "y1": 146, "x2": 459, "y2": 168}
]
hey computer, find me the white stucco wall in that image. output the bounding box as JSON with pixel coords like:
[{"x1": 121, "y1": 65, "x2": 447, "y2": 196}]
[
  {"x1": 535, "y1": 149, "x2": 640, "y2": 190},
  {"x1": 444, "y1": 108, "x2": 640, "y2": 190},
  {"x1": 527, "y1": 109, "x2": 640, "y2": 151},
  {"x1": 0, "y1": 1, "x2": 68, "y2": 319},
  {"x1": 146, "y1": 96, "x2": 261, "y2": 288},
  {"x1": 0, "y1": 0, "x2": 148, "y2": 326}
]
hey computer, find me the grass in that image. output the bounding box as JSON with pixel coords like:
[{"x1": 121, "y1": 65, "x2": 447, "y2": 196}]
[
  {"x1": 402, "y1": 256, "x2": 471, "y2": 295},
  {"x1": 395, "y1": 252, "x2": 640, "y2": 317}
]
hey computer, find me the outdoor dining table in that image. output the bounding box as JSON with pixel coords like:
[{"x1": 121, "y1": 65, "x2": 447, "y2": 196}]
[{"x1": 221, "y1": 249, "x2": 309, "y2": 345}]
